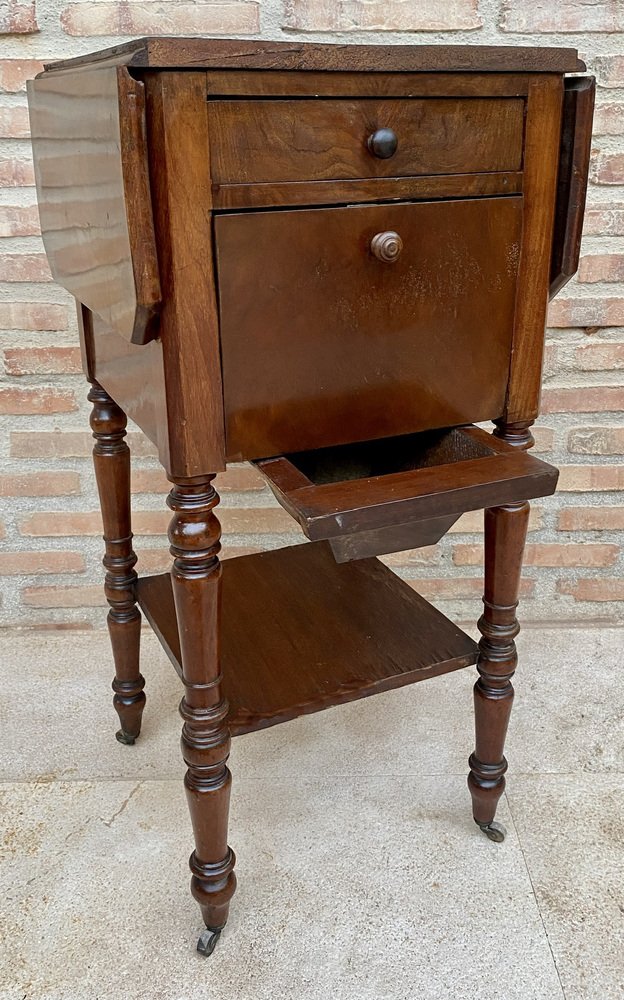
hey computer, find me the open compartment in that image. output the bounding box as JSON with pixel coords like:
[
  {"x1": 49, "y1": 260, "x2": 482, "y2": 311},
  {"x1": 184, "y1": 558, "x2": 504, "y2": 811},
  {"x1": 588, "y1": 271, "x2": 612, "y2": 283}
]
[{"x1": 254, "y1": 425, "x2": 558, "y2": 562}]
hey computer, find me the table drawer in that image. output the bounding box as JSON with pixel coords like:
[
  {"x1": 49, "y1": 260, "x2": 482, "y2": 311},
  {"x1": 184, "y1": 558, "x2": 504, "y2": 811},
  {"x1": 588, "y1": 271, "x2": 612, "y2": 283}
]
[
  {"x1": 215, "y1": 195, "x2": 523, "y2": 461},
  {"x1": 209, "y1": 97, "x2": 525, "y2": 185}
]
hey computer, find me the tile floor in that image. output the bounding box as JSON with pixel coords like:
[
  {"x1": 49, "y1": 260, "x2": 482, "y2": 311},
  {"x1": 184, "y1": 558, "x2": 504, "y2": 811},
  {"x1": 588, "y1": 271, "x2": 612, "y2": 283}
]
[{"x1": 0, "y1": 627, "x2": 622, "y2": 1000}]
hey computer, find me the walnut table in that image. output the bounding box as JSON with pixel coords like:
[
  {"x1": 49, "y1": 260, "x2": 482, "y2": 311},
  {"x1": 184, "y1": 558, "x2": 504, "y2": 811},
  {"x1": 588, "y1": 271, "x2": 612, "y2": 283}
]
[{"x1": 27, "y1": 38, "x2": 594, "y2": 956}]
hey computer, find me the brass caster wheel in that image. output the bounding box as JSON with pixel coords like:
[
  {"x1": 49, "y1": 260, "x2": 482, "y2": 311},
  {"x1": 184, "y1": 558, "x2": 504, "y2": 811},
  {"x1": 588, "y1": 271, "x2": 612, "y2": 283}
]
[
  {"x1": 197, "y1": 927, "x2": 221, "y2": 957},
  {"x1": 115, "y1": 729, "x2": 136, "y2": 746},
  {"x1": 478, "y1": 820, "x2": 506, "y2": 843}
]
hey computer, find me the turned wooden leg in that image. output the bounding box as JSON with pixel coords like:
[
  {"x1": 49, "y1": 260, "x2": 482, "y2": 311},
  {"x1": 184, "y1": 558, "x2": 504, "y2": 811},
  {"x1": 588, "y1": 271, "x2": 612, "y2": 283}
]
[
  {"x1": 88, "y1": 380, "x2": 145, "y2": 745},
  {"x1": 468, "y1": 499, "x2": 530, "y2": 842},
  {"x1": 167, "y1": 476, "x2": 236, "y2": 956}
]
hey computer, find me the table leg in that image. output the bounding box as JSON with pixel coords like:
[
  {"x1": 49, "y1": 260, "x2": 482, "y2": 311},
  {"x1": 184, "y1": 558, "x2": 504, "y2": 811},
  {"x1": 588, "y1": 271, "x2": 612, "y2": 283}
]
[
  {"x1": 167, "y1": 475, "x2": 236, "y2": 955},
  {"x1": 88, "y1": 380, "x2": 145, "y2": 745},
  {"x1": 468, "y1": 499, "x2": 530, "y2": 842}
]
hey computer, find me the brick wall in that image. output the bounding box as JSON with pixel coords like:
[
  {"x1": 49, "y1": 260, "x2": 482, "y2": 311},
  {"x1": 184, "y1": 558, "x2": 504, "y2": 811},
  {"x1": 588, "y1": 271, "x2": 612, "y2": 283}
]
[{"x1": 1, "y1": 0, "x2": 623, "y2": 627}]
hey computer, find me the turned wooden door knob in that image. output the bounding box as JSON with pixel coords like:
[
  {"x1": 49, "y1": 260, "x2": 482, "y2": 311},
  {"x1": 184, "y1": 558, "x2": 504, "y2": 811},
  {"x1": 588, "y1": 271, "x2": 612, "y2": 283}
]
[
  {"x1": 370, "y1": 231, "x2": 403, "y2": 263},
  {"x1": 367, "y1": 128, "x2": 398, "y2": 159}
]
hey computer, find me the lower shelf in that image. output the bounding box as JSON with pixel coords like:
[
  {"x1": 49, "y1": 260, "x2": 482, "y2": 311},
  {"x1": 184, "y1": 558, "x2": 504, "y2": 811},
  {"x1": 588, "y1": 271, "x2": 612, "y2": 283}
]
[{"x1": 136, "y1": 541, "x2": 478, "y2": 737}]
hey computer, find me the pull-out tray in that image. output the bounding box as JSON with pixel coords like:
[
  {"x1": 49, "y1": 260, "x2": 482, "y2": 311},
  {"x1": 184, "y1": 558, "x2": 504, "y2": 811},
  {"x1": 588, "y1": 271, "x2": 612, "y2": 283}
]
[{"x1": 254, "y1": 426, "x2": 558, "y2": 561}]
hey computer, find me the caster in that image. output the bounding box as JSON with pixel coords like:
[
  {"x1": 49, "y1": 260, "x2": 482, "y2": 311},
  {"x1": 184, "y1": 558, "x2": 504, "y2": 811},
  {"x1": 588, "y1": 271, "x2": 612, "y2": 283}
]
[
  {"x1": 197, "y1": 927, "x2": 221, "y2": 957},
  {"x1": 115, "y1": 729, "x2": 136, "y2": 746},
  {"x1": 478, "y1": 820, "x2": 506, "y2": 843}
]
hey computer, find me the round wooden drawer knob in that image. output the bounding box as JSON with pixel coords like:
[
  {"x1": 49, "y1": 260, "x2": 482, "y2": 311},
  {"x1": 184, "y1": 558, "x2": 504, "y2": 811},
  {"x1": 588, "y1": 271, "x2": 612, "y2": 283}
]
[
  {"x1": 367, "y1": 128, "x2": 398, "y2": 159},
  {"x1": 371, "y1": 231, "x2": 403, "y2": 263}
]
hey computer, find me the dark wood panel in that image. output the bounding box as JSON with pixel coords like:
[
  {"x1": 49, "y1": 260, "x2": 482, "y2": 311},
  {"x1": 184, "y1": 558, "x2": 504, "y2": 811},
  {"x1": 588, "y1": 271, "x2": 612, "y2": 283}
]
[
  {"x1": 136, "y1": 540, "x2": 479, "y2": 737},
  {"x1": 328, "y1": 514, "x2": 461, "y2": 563},
  {"x1": 144, "y1": 71, "x2": 226, "y2": 474},
  {"x1": 44, "y1": 38, "x2": 585, "y2": 74},
  {"x1": 209, "y1": 98, "x2": 524, "y2": 185},
  {"x1": 504, "y1": 75, "x2": 564, "y2": 425},
  {"x1": 216, "y1": 197, "x2": 523, "y2": 460},
  {"x1": 87, "y1": 309, "x2": 171, "y2": 471},
  {"x1": 213, "y1": 171, "x2": 522, "y2": 210},
  {"x1": 550, "y1": 76, "x2": 596, "y2": 299},
  {"x1": 205, "y1": 70, "x2": 531, "y2": 98},
  {"x1": 27, "y1": 67, "x2": 161, "y2": 346},
  {"x1": 254, "y1": 426, "x2": 559, "y2": 542}
]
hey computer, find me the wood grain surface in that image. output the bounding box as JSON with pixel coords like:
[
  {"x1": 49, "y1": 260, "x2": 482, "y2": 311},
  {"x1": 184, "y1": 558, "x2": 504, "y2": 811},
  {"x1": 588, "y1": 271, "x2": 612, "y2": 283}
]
[
  {"x1": 136, "y1": 540, "x2": 479, "y2": 736},
  {"x1": 550, "y1": 76, "x2": 596, "y2": 299},
  {"x1": 209, "y1": 97, "x2": 524, "y2": 185},
  {"x1": 212, "y1": 171, "x2": 522, "y2": 211},
  {"x1": 504, "y1": 75, "x2": 564, "y2": 425},
  {"x1": 27, "y1": 66, "x2": 161, "y2": 346},
  {"x1": 216, "y1": 197, "x2": 523, "y2": 460},
  {"x1": 43, "y1": 38, "x2": 585, "y2": 74}
]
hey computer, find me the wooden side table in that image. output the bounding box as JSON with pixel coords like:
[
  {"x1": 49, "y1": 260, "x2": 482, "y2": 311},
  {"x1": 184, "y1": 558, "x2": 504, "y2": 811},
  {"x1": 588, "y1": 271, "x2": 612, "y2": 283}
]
[{"x1": 28, "y1": 38, "x2": 595, "y2": 955}]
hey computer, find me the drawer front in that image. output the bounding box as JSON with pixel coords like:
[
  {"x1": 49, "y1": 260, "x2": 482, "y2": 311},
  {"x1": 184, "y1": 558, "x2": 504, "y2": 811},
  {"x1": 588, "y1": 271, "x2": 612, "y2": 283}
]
[
  {"x1": 209, "y1": 98, "x2": 524, "y2": 185},
  {"x1": 215, "y1": 196, "x2": 523, "y2": 461}
]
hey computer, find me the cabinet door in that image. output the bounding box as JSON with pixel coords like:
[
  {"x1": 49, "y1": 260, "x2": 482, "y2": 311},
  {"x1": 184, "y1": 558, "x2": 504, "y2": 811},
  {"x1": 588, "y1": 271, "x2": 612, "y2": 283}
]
[{"x1": 215, "y1": 196, "x2": 522, "y2": 460}]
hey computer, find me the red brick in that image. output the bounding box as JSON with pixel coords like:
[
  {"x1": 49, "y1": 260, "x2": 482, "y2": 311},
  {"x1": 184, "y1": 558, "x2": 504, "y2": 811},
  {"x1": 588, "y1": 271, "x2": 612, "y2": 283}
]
[
  {"x1": 558, "y1": 466, "x2": 624, "y2": 492},
  {"x1": 558, "y1": 579, "x2": 624, "y2": 602},
  {"x1": 573, "y1": 343, "x2": 624, "y2": 370},
  {"x1": 131, "y1": 464, "x2": 267, "y2": 494},
  {"x1": 383, "y1": 546, "x2": 440, "y2": 567},
  {"x1": 0, "y1": 107, "x2": 30, "y2": 139},
  {"x1": 0, "y1": 0, "x2": 38, "y2": 33},
  {"x1": 583, "y1": 203, "x2": 624, "y2": 236},
  {"x1": 0, "y1": 204, "x2": 40, "y2": 237},
  {"x1": 10, "y1": 431, "x2": 91, "y2": 459},
  {"x1": 558, "y1": 507, "x2": 624, "y2": 531},
  {"x1": 284, "y1": 0, "x2": 481, "y2": 31},
  {"x1": 0, "y1": 157, "x2": 34, "y2": 186},
  {"x1": 501, "y1": 0, "x2": 623, "y2": 32},
  {"x1": 19, "y1": 510, "x2": 168, "y2": 537},
  {"x1": 61, "y1": 1, "x2": 259, "y2": 35},
  {"x1": 578, "y1": 254, "x2": 624, "y2": 283},
  {"x1": 0, "y1": 551, "x2": 85, "y2": 575},
  {"x1": 0, "y1": 387, "x2": 77, "y2": 415},
  {"x1": 136, "y1": 544, "x2": 261, "y2": 574},
  {"x1": 412, "y1": 578, "x2": 534, "y2": 600},
  {"x1": 542, "y1": 386, "x2": 624, "y2": 413},
  {"x1": 547, "y1": 298, "x2": 624, "y2": 328},
  {"x1": 19, "y1": 506, "x2": 297, "y2": 537},
  {"x1": 594, "y1": 55, "x2": 624, "y2": 88},
  {"x1": 3, "y1": 346, "x2": 82, "y2": 376},
  {"x1": 593, "y1": 104, "x2": 624, "y2": 136},
  {"x1": 453, "y1": 543, "x2": 619, "y2": 568},
  {"x1": 568, "y1": 427, "x2": 624, "y2": 455},
  {"x1": 591, "y1": 152, "x2": 624, "y2": 185},
  {"x1": 0, "y1": 302, "x2": 67, "y2": 331},
  {"x1": 22, "y1": 585, "x2": 105, "y2": 609},
  {"x1": 217, "y1": 465, "x2": 266, "y2": 492},
  {"x1": 531, "y1": 427, "x2": 555, "y2": 453},
  {"x1": 0, "y1": 59, "x2": 44, "y2": 92},
  {"x1": 130, "y1": 469, "x2": 169, "y2": 494},
  {"x1": 219, "y1": 507, "x2": 297, "y2": 534},
  {"x1": 10, "y1": 429, "x2": 156, "y2": 459},
  {"x1": 0, "y1": 253, "x2": 51, "y2": 282},
  {"x1": 448, "y1": 511, "x2": 484, "y2": 533},
  {"x1": 0, "y1": 472, "x2": 80, "y2": 497},
  {"x1": 447, "y1": 507, "x2": 543, "y2": 533}
]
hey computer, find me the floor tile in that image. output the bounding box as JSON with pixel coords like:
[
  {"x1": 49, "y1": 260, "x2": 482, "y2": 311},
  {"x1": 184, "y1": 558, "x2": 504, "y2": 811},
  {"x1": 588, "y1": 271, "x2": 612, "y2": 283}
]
[
  {"x1": 2, "y1": 627, "x2": 622, "y2": 783},
  {"x1": 507, "y1": 774, "x2": 624, "y2": 1000},
  {"x1": 0, "y1": 777, "x2": 563, "y2": 1000}
]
